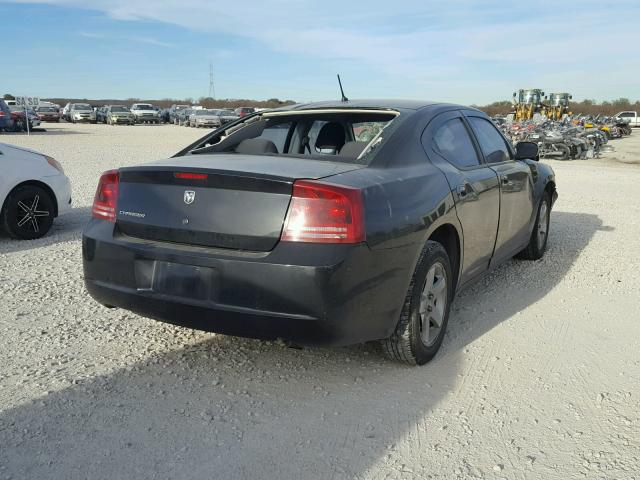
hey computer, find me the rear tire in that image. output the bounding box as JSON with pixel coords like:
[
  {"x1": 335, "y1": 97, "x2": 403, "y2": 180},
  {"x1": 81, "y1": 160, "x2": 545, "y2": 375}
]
[
  {"x1": 517, "y1": 192, "x2": 551, "y2": 260},
  {"x1": 1, "y1": 185, "x2": 55, "y2": 240},
  {"x1": 381, "y1": 241, "x2": 453, "y2": 365}
]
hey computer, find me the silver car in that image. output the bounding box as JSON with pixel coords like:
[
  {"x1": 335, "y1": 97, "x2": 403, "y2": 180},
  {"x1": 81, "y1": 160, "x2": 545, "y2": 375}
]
[
  {"x1": 189, "y1": 109, "x2": 222, "y2": 128},
  {"x1": 69, "y1": 103, "x2": 96, "y2": 123},
  {"x1": 106, "y1": 105, "x2": 135, "y2": 125}
]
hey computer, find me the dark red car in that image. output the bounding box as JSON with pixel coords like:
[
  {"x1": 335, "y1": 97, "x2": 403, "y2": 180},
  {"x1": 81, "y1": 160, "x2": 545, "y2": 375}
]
[
  {"x1": 234, "y1": 107, "x2": 256, "y2": 117},
  {"x1": 36, "y1": 106, "x2": 61, "y2": 122}
]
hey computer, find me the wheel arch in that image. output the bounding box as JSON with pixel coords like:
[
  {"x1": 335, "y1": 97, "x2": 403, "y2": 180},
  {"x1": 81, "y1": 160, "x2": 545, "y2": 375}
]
[
  {"x1": 428, "y1": 223, "x2": 461, "y2": 295},
  {"x1": 2, "y1": 180, "x2": 59, "y2": 217},
  {"x1": 544, "y1": 180, "x2": 557, "y2": 206}
]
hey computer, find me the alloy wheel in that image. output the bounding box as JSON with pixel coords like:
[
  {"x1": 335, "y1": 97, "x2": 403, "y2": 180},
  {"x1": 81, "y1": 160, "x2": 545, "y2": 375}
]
[
  {"x1": 419, "y1": 262, "x2": 448, "y2": 347},
  {"x1": 537, "y1": 200, "x2": 549, "y2": 250},
  {"x1": 16, "y1": 194, "x2": 51, "y2": 234}
]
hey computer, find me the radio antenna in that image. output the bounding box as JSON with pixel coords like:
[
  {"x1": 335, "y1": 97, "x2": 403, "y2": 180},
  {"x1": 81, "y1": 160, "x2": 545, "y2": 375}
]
[{"x1": 337, "y1": 74, "x2": 348, "y2": 102}]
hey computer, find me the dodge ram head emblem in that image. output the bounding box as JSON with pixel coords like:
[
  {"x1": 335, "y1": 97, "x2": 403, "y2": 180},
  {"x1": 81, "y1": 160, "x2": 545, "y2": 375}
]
[{"x1": 183, "y1": 190, "x2": 196, "y2": 204}]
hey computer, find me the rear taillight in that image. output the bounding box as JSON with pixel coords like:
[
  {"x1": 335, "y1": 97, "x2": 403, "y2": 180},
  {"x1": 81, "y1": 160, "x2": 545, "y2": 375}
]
[
  {"x1": 281, "y1": 180, "x2": 365, "y2": 244},
  {"x1": 92, "y1": 170, "x2": 119, "y2": 222},
  {"x1": 0, "y1": 111, "x2": 4, "y2": 118}
]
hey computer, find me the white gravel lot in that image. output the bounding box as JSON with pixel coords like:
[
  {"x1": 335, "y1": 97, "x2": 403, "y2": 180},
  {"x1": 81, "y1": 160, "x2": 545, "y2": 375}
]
[{"x1": 1, "y1": 122, "x2": 639, "y2": 479}]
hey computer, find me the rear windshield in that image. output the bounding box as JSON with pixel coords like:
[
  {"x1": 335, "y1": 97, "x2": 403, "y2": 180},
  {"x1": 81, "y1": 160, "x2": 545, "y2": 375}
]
[
  {"x1": 110, "y1": 106, "x2": 129, "y2": 112},
  {"x1": 187, "y1": 109, "x2": 403, "y2": 165}
]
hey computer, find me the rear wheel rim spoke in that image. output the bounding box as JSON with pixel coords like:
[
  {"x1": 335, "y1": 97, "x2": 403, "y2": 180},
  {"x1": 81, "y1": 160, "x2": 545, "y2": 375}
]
[
  {"x1": 31, "y1": 195, "x2": 40, "y2": 211},
  {"x1": 17, "y1": 214, "x2": 31, "y2": 227},
  {"x1": 419, "y1": 262, "x2": 447, "y2": 347},
  {"x1": 537, "y1": 201, "x2": 549, "y2": 249},
  {"x1": 17, "y1": 201, "x2": 30, "y2": 213}
]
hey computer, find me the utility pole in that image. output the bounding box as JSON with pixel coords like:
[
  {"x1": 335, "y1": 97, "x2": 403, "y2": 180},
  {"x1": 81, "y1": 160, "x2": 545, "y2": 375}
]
[{"x1": 209, "y1": 61, "x2": 215, "y2": 100}]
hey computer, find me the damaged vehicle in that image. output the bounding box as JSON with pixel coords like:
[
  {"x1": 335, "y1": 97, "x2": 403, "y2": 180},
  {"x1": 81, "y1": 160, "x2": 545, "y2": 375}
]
[{"x1": 83, "y1": 100, "x2": 557, "y2": 365}]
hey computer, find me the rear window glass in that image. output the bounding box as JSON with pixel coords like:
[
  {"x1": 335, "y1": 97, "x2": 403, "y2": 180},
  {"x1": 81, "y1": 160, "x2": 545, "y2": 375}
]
[
  {"x1": 259, "y1": 123, "x2": 292, "y2": 153},
  {"x1": 189, "y1": 110, "x2": 405, "y2": 165}
]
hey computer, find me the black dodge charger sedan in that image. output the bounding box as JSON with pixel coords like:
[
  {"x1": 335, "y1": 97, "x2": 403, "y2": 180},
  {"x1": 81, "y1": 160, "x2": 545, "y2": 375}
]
[{"x1": 83, "y1": 100, "x2": 557, "y2": 365}]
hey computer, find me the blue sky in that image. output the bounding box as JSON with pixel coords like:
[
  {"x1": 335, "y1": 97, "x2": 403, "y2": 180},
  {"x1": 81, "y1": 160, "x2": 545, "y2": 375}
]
[{"x1": 3, "y1": 0, "x2": 638, "y2": 104}]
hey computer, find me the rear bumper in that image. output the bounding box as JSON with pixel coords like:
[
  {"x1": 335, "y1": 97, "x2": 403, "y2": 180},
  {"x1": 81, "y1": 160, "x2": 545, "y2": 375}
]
[{"x1": 82, "y1": 220, "x2": 410, "y2": 346}]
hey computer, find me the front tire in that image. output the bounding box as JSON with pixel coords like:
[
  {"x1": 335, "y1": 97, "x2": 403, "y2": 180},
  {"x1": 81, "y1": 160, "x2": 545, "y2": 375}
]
[
  {"x1": 381, "y1": 241, "x2": 453, "y2": 365},
  {"x1": 517, "y1": 192, "x2": 551, "y2": 260},
  {"x1": 1, "y1": 185, "x2": 55, "y2": 240}
]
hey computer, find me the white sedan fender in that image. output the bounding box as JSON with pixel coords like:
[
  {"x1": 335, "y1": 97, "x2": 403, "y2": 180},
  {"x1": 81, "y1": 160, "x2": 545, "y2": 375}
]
[{"x1": 0, "y1": 143, "x2": 72, "y2": 220}]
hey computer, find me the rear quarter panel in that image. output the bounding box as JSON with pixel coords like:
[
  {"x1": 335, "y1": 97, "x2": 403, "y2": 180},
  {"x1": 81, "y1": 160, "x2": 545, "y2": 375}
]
[{"x1": 324, "y1": 108, "x2": 463, "y2": 336}]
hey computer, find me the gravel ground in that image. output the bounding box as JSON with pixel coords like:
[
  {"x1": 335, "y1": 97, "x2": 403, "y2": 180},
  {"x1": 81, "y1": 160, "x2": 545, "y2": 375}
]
[{"x1": 1, "y1": 123, "x2": 639, "y2": 479}]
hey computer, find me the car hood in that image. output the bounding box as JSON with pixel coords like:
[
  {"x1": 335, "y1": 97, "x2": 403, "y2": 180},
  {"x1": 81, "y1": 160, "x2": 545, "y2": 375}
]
[
  {"x1": 195, "y1": 115, "x2": 220, "y2": 120},
  {"x1": 133, "y1": 110, "x2": 157, "y2": 114}
]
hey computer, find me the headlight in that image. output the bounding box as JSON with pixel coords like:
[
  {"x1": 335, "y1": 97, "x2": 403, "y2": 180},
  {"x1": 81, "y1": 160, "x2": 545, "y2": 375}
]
[{"x1": 44, "y1": 155, "x2": 64, "y2": 174}]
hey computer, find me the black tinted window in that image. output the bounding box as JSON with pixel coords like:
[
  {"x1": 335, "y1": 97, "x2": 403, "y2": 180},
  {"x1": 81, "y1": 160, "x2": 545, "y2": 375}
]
[
  {"x1": 430, "y1": 118, "x2": 480, "y2": 168},
  {"x1": 468, "y1": 117, "x2": 511, "y2": 163}
]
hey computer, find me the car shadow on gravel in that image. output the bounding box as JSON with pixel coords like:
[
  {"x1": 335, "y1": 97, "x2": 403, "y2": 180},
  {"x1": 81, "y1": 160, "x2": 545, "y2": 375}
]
[
  {"x1": 0, "y1": 211, "x2": 608, "y2": 479},
  {"x1": 0, "y1": 206, "x2": 91, "y2": 255},
  {"x1": 1, "y1": 128, "x2": 90, "y2": 136}
]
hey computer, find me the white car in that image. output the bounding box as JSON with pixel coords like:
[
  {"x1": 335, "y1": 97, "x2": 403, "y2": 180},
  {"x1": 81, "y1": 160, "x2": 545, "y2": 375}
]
[
  {"x1": 614, "y1": 111, "x2": 640, "y2": 128},
  {"x1": 130, "y1": 103, "x2": 160, "y2": 124},
  {"x1": 0, "y1": 143, "x2": 72, "y2": 239}
]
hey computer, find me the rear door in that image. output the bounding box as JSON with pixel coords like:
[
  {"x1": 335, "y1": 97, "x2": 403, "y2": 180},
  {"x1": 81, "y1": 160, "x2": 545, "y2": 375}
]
[
  {"x1": 465, "y1": 114, "x2": 535, "y2": 264},
  {"x1": 422, "y1": 111, "x2": 500, "y2": 284}
]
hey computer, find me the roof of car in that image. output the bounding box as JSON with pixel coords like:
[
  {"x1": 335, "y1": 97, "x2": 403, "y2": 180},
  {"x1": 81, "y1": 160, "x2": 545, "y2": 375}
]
[{"x1": 277, "y1": 99, "x2": 445, "y2": 112}]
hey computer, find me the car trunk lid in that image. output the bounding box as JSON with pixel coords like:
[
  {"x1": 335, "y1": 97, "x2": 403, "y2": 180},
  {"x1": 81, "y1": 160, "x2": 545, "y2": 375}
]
[{"x1": 115, "y1": 154, "x2": 363, "y2": 251}]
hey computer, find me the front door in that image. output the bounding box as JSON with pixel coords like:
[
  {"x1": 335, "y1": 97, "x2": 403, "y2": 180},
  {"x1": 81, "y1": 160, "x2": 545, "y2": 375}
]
[{"x1": 465, "y1": 114, "x2": 535, "y2": 264}]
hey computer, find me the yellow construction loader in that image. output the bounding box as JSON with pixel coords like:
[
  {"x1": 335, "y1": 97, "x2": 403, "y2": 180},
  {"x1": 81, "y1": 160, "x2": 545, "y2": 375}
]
[
  {"x1": 546, "y1": 93, "x2": 572, "y2": 121},
  {"x1": 512, "y1": 89, "x2": 546, "y2": 121}
]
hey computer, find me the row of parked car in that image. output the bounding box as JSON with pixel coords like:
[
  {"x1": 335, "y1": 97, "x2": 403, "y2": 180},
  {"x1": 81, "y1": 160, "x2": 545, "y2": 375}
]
[{"x1": 1, "y1": 100, "x2": 260, "y2": 131}]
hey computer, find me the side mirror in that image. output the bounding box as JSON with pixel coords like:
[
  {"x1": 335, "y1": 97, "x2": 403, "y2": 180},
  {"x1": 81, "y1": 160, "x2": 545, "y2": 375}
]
[
  {"x1": 512, "y1": 92, "x2": 516, "y2": 97},
  {"x1": 515, "y1": 141, "x2": 539, "y2": 160}
]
